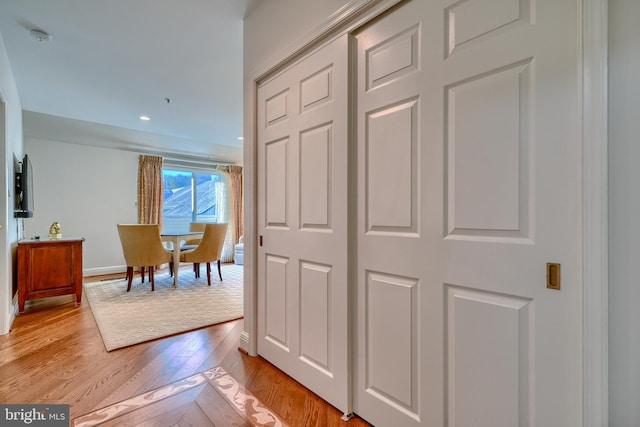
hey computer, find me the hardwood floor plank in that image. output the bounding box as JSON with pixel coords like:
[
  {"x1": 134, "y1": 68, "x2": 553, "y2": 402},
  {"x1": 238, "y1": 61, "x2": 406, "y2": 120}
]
[
  {"x1": 100, "y1": 400, "x2": 191, "y2": 427},
  {"x1": 0, "y1": 269, "x2": 373, "y2": 427},
  {"x1": 224, "y1": 353, "x2": 372, "y2": 427},
  {"x1": 177, "y1": 400, "x2": 216, "y2": 427},
  {"x1": 191, "y1": 321, "x2": 245, "y2": 377},
  {"x1": 194, "y1": 384, "x2": 253, "y2": 427},
  {"x1": 93, "y1": 334, "x2": 209, "y2": 409},
  {"x1": 127, "y1": 385, "x2": 208, "y2": 426}
]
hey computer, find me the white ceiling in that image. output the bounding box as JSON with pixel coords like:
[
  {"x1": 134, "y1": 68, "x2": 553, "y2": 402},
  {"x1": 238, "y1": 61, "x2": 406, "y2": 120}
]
[{"x1": 0, "y1": 0, "x2": 260, "y2": 163}]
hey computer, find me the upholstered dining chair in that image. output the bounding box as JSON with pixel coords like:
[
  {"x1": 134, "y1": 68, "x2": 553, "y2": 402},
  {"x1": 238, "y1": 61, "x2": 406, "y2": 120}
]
[
  {"x1": 181, "y1": 222, "x2": 206, "y2": 251},
  {"x1": 179, "y1": 223, "x2": 228, "y2": 285},
  {"x1": 167, "y1": 222, "x2": 206, "y2": 278},
  {"x1": 117, "y1": 224, "x2": 172, "y2": 292}
]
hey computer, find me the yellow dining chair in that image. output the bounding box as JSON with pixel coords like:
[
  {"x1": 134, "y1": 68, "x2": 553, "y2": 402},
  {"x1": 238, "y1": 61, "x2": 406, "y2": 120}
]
[
  {"x1": 179, "y1": 223, "x2": 206, "y2": 279},
  {"x1": 182, "y1": 222, "x2": 206, "y2": 250},
  {"x1": 117, "y1": 224, "x2": 172, "y2": 291},
  {"x1": 179, "y1": 223, "x2": 228, "y2": 285}
]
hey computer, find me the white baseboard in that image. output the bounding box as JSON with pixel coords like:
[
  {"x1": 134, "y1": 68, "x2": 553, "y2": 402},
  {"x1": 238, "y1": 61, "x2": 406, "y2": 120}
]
[
  {"x1": 83, "y1": 265, "x2": 127, "y2": 277},
  {"x1": 239, "y1": 331, "x2": 250, "y2": 354},
  {"x1": 8, "y1": 294, "x2": 18, "y2": 332}
]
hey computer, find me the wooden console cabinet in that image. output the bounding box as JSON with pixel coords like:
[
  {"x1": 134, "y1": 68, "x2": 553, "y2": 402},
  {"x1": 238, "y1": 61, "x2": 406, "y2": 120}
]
[{"x1": 17, "y1": 238, "x2": 84, "y2": 313}]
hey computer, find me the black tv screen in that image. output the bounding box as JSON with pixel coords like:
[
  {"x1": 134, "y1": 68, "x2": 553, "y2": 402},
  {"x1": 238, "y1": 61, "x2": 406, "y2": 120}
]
[{"x1": 15, "y1": 154, "x2": 33, "y2": 218}]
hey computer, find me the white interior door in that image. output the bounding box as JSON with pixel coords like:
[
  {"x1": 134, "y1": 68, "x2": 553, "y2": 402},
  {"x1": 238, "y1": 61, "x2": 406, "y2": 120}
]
[
  {"x1": 256, "y1": 35, "x2": 350, "y2": 415},
  {"x1": 354, "y1": 0, "x2": 582, "y2": 426}
]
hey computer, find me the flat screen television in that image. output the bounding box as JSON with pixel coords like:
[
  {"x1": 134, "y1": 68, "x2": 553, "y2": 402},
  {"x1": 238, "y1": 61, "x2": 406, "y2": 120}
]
[{"x1": 14, "y1": 154, "x2": 33, "y2": 218}]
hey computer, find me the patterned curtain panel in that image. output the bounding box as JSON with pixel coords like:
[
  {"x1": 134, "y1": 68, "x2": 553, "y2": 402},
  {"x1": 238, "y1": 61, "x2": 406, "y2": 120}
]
[
  {"x1": 228, "y1": 165, "x2": 244, "y2": 245},
  {"x1": 137, "y1": 155, "x2": 164, "y2": 227},
  {"x1": 215, "y1": 169, "x2": 234, "y2": 263}
]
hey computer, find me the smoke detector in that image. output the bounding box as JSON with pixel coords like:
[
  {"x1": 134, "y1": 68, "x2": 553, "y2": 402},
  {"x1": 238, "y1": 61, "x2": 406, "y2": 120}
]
[{"x1": 30, "y1": 29, "x2": 52, "y2": 42}]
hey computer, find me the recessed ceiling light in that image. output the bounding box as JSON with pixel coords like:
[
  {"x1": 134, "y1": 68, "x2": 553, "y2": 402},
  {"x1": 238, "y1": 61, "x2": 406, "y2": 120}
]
[
  {"x1": 237, "y1": 136, "x2": 244, "y2": 141},
  {"x1": 139, "y1": 115, "x2": 150, "y2": 121}
]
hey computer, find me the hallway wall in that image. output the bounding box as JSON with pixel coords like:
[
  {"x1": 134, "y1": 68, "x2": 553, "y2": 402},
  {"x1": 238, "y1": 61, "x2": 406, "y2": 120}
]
[{"x1": 0, "y1": 33, "x2": 23, "y2": 334}]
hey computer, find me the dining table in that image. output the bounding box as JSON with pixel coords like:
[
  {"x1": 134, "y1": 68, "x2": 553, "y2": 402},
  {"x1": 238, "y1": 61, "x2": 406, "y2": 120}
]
[{"x1": 161, "y1": 231, "x2": 204, "y2": 287}]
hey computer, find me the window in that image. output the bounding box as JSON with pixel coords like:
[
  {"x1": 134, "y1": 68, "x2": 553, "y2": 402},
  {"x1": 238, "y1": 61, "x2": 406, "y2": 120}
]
[{"x1": 162, "y1": 168, "x2": 230, "y2": 234}]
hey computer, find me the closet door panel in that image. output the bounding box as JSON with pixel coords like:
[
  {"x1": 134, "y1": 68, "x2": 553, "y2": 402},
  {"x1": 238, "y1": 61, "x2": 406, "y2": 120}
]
[
  {"x1": 257, "y1": 34, "x2": 350, "y2": 415},
  {"x1": 354, "y1": 0, "x2": 582, "y2": 426}
]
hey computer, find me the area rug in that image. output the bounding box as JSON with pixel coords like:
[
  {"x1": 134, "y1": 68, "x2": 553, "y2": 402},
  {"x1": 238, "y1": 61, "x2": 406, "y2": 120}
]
[{"x1": 84, "y1": 264, "x2": 244, "y2": 351}]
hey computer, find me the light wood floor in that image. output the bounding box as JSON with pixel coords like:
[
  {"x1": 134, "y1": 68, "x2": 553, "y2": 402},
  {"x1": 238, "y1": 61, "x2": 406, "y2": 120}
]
[{"x1": 0, "y1": 269, "x2": 372, "y2": 426}]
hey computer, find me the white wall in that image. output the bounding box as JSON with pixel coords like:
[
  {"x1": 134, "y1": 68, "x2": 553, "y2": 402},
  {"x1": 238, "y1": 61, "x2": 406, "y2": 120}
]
[
  {"x1": 608, "y1": 0, "x2": 640, "y2": 425},
  {"x1": 243, "y1": 0, "x2": 350, "y2": 75},
  {"x1": 23, "y1": 138, "x2": 138, "y2": 276},
  {"x1": 0, "y1": 33, "x2": 23, "y2": 334}
]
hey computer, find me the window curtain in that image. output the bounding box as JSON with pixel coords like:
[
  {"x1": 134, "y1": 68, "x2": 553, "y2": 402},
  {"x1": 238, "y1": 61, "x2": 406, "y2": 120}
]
[
  {"x1": 137, "y1": 155, "x2": 164, "y2": 227},
  {"x1": 215, "y1": 168, "x2": 234, "y2": 263},
  {"x1": 228, "y1": 165, "x2": 244, "y2": 246},
  {"x1": 215, "y1": 166, "x2": 243, "y2": 263}
]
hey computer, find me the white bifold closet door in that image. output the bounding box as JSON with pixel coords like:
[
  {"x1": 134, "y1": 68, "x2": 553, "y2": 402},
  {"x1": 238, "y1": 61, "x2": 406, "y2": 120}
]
[
  {"x1": 256, "y1": 35, "x2": 350, "y2": 415},
  {"x1": 353, "y1": 0, "x2": 582, "y2": 426}
]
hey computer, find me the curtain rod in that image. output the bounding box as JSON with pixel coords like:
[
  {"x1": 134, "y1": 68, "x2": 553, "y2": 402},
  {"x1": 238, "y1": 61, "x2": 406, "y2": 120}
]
[{"x1": 125, "y1": 146, "x2": 238, "y2": 167}]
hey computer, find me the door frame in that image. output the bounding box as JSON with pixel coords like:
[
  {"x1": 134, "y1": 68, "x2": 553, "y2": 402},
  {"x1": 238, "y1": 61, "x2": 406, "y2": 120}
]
[
  {"x1": 242, "y1": 0, "x2": 608, "y2": 424},
  {"x1": 0, "y1": 92, "x2": 8, "y2": 336},
  {"x1": 581, "y1": 0, "x2": 609, "y2": 424}
]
